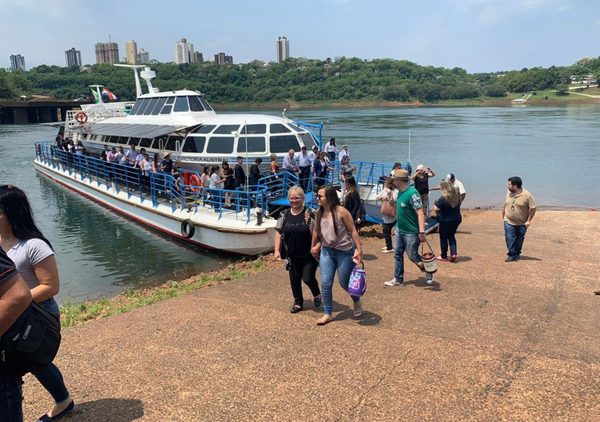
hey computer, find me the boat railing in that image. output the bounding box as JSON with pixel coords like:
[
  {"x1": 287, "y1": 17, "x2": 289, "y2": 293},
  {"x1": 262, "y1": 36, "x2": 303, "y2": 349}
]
[
  {"x1": 35, "y1": 142, "x2": 268, "y2": 223},
  {"x1": 65, "y1": 106, "x2": 128, "y2": 129},
  {"x1": 295, "y1": 119, "x2": 324, "y2": 149}
]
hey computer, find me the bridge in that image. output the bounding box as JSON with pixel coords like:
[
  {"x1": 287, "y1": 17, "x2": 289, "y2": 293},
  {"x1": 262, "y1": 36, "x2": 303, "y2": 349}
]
[{"x1": 0, "y1": 99, "x2": 87, "y2": 124}]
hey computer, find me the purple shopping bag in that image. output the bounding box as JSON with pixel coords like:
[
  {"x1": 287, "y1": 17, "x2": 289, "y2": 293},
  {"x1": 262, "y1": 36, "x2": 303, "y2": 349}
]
[{"x1": 347, "y1": 263, "x2": 367, "y2": 296}]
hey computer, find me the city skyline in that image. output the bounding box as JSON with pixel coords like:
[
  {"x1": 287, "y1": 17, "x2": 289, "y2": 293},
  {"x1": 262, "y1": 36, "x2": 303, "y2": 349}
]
[{"x1": 1, "y1": 0, "x2": 599, "y2": 73}]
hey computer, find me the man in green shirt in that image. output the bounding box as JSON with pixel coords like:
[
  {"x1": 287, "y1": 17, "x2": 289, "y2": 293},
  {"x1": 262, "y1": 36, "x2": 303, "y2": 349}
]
[{"x1": 384, "y1": 169, "x2": 433, "y2": 286}]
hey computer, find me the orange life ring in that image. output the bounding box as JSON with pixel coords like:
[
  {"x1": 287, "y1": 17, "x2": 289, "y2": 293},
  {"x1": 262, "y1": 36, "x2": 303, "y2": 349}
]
[
  {"x1": 75, "y1": 111, "x2": 88, "y2": 124},
  {"x1": 189, "y1": 174, "x2": 202, "y2": 192}
]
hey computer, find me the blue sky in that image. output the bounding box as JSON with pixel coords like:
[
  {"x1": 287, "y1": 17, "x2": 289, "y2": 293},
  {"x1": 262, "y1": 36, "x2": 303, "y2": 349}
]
[{"x1": 2, "y1": 0, "x2": 599, "y2": 72}]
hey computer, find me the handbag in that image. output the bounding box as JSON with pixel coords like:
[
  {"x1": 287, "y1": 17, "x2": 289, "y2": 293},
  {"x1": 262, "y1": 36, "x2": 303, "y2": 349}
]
[
  {"x1": 0, "y1": 301, "x2": 62, "y2": 376},
  {"x1": 347, "y1": 263, "x2": 367, "y2": 296},
  {"x1": 380, "y1": 192, "x2": 396, "y2": 217}
]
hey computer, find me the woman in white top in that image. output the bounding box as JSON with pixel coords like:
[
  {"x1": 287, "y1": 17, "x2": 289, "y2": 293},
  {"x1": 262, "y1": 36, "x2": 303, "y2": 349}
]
[
  {"x1": 0, "y1": 185, "x2": 74, "y2": 421},
  {"x1": 325, "y1": 137, "x2": 337, "y2": 162},
  {"x1": 310, "y1": 185, "x2": 363, "y2": 325}
]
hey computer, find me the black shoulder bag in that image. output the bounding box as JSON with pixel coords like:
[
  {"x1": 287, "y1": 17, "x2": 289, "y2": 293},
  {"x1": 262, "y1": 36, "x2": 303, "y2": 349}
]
[{"x1": 0, "y1": 301, "x2": 61, "y2": 376}]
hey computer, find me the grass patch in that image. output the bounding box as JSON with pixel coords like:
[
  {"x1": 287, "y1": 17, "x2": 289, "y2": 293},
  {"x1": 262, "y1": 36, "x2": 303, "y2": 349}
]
[{"x1": 59, "y1": 256, "x2": 271, "y2": 328}]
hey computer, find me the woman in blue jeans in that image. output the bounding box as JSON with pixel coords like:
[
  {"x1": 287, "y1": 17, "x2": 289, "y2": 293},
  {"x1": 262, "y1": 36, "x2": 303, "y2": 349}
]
[
  {"x1": 0, "y1": 185, "x2": 74, "y2": 422},
  {"x1": 433, "y1": 179, "x2": 462, "y2": 262},
  {"x1": 310, "y1": 185, "x2": 363, "y2": 326}
]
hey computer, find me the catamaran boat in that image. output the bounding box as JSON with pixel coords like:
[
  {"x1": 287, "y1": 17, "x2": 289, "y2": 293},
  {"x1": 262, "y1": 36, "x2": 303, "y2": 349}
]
[{"x1": 62, "y1": 65, "x2": 323, "y2": 172}]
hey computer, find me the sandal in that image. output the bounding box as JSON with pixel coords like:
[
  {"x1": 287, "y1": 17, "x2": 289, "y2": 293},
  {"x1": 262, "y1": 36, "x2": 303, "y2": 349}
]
[
  {"x1": 290, "y1": 304, "x2": 303, "y2": 314},
  {"x1": 313, "y1": 295, "x2": 322, "y2": 308}
]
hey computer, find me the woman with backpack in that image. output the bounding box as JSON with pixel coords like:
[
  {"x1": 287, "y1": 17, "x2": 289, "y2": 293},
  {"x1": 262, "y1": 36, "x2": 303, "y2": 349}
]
[
  {"x1": 310, "y1": 185, "x2": 363, "y2": 325},
  {"x1": 273, "y1": 187, "x2": 321, "y2": 314},
  {"x1": 0, "y1": 185, "x2": 74, "y2": 421}
]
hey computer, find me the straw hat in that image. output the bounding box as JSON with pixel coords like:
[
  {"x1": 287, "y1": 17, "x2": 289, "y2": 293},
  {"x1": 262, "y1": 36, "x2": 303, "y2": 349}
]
[{"x1": 391, "y1": 169, "x2": 409, "y2": 180}]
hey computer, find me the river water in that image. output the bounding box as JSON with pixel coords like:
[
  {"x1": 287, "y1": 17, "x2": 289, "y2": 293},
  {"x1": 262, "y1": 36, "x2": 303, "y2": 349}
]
[{"x1": 1, "y1": 105, "x2": 599, "y2": 302}]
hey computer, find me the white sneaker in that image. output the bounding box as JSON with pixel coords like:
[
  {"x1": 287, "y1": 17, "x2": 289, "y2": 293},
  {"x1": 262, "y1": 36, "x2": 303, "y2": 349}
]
[
  {"x1": 353, "y1": 298, "x2": 363, "y2": 317},
  {"x1": 382, "y1": 248, "x2": 393, "y2": 254},
  {"x1": 426, "y1": 276, "x2": 434, "y2": 285},
  {"x1": 384, "y1": 279, "x2": 404, "y2": 287}
]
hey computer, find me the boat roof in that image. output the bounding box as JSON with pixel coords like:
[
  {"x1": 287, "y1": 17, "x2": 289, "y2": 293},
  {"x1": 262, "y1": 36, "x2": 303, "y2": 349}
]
[{"x1": 86, "y1": 122, "x2": 190, "y2": 138}]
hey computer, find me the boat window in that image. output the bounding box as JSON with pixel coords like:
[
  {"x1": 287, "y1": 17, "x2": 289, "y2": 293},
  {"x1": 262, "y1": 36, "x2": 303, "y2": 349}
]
[
  {"x1": 106, "y1": 136, "x2": 116, "y2": 143},
  {"x1": 165, "y1": 96, "x2": 175, "y2": 105},
  {"x1": 213, "y1": 125, "x2": 240, "y2": 134},
  {"x1": 150, "y1": 97, "x2": 167, "y2": 115},
  {"x1": 299, "y1": 133, "x2": 317, "y2": 151},
  {"x1": 82, "y1": 133, "x2": 88, "y2": 140},
  {"x1": 188, "y1": 96, "x2": 205, "y2": 111},
  {"x1": 191, "y1": 124, "x2": 216, "y2": 134},
  {"x1": 173, "y1": 96, "x2": 189, "y2": 112},
  {"x1": 165, "y1": 138, "x2": 177, "y2": 151},
  {"x1": 160, "y1": 104, "x2": 172, "y2": 114},
  {"x1": 239, "y1": 124, "x2": 266, "y2": 134},
  {"x1": 236, "y1": 137, "x2": 266, "y2": 153},
  {"x1": 139, "y1": 138, "x2": 153, "y2": 148},
  {"x1": 288, "y1": 123, "x2": 304, "y2": 132},
  {"x1": 137, "y1": 99, "x2": 154, "y2": 115},
  {"x1": 129, "y1": 100, "x2": 143, "y2": 115},
  {"x1": 269, "y1": 135, "x2": 300, "y2": 153},
  {"x1": 182, "y1": 136, "x2": 206, "y2": 153},
  {"x1": 206, "y1": 136, "x2": 234, "y2": 154},
  {"x1": 143, "y1": 98, "x2": 159, "y2": 115},
  {"x1": 129, "y1": 138, "x2": 140, "y2": 146},
  {"x1": 270, "y1": 124, "x2": 291, "y2": 134},
  {"x1": 198, "y1": 96, "x2": 213, "y2": 111}
]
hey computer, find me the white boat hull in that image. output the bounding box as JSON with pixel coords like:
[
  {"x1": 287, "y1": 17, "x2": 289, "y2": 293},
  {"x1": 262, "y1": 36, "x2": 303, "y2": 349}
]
[{"x1": 34, "y1": 159, "x2": 276, "y2": 256}]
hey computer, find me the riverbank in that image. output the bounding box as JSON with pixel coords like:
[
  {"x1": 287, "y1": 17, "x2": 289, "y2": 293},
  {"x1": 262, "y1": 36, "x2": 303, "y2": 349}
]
[
  {"x1": 214, "y1": 90, "x2": 599, "y2": 110},
  {"x1": 23, "y1": 209, "x2": 600, "y2": 420}
]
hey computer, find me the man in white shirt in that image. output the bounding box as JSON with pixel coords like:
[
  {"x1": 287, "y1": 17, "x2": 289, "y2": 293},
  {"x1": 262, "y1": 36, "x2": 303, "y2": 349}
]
[
  {"x1": 338, "y1": 144, "x2": 349, "y2": 162},
  {"x1": 125, "y1": 144, "x2": 138, "y2": 166},
  {"x1": 297, "y1": 145, "x2": 313, "y2": 190},
  {"x1": 282, "y1": 149, "x2": 299, "y2": 174},
  {"x1": 447, "y1": 173, "x2": 466, "y2": 202}
]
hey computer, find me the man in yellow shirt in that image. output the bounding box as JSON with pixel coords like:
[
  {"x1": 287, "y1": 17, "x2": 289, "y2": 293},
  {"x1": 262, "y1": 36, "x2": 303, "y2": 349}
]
[{"x1": 502, "y1": 176, "x2": 537, "y2": 262}]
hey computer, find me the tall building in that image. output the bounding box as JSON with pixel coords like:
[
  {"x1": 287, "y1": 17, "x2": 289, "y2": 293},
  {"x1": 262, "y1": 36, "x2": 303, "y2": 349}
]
[
  {"x1": 10, "y1": 54, "x2": 26, "y2": 71},
  {"x1": 138, "y1": 48, "x2": 150, "y2": 65},
  {"x1": 95, "y1": 42, "x2": 119, "y2": 64},
  {"x1": 276, "y1": 36, "x2": 289, "y2": 63},
  {"x1": 214, "y1": 52, "x2": 233, "y2": 65},
  {"x1": 125, "y1": 40, "x2": 138, "y2": 65},
  {"x1": 193, "y1": 51, "x2": 204, "y2": 63},
  {"x1": 65, "y1": 48, "x2": 82, "y2": 68},
  {"x1": 175, "y1": 38, "x2": 195, "y2": 64}
]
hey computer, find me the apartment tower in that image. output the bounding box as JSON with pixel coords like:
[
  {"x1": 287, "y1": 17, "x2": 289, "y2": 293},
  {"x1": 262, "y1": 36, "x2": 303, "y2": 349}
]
[
  {"x1": 276, "y1": 36, "x2": 289, "y2": 63},
  {"x1": 65, "y1": 48, "x2": 82, "y2": 68},
  {"x1": 95, "y1": 42, "x2": 119, "y2": 64},
  {"x1": 126, "y1": 40, "x2": 138, "y2": 65}
]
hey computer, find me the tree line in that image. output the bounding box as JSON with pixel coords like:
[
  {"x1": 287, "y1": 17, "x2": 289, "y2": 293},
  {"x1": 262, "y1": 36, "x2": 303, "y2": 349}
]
[{"x1": 1, "y1": 56, "x2": 599, "y2": 103}]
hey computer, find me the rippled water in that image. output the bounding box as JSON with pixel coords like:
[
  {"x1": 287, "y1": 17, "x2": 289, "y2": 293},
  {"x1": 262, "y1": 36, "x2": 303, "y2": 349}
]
[
  {"x1": 291, "y1": 105, "x2": 600, "y2": 208},
  {"x1": 0, "y1": 125, "x2": 231, "y2": 303},
  {"x1": 2, "y1": 105, "x2": 599, "y2": 302}
]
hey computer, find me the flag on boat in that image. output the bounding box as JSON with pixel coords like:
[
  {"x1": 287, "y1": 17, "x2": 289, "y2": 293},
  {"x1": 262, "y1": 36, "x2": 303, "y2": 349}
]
[
  {"x1": 102, "y1": 87, "x2": 118, "y2": 101},
  {"x1": 91, "y1": 89, "x2": 101, "y2": 104}
]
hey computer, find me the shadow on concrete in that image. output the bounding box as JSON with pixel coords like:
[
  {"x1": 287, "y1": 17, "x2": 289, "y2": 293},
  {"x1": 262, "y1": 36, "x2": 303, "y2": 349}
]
[
  {"x1": 330, "y1": 301, "x2": 382, "y2": 326},
  {"x1": 454, "y1": 256, "x2": 472, "y2": 263},
  {"x1": 518, "y1": 255, "x2": 542, "y2": 261},
  {"x1": 407, "y1": 278, "x2": 443, "y2": 292},
  {"x1": 362, "y1": 253, "x2": 378, "y2": 261},
  {"x1": 68, "y1": 398, "x2": 144, "y2": 421}
]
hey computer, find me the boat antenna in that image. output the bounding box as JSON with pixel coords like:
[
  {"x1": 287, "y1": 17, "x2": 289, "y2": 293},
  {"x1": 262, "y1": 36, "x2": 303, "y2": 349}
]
[
  {"x1": 113, "y1": 64, "x2": 146, "y2": 98},
  {"x1": 282, "y1": 108, "x2": 287, "y2": 118},
  {"x1": 408, "y1": 130, "x2": 411, "y2": 163}
]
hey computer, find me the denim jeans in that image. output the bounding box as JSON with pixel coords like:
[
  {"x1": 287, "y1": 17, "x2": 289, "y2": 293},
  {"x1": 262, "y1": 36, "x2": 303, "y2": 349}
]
[
  {"x1": 32, "y1": 298, "x2": 69, "y2": 404},
  {"x1": 320, "y1": 246, "x2": 360, "y2": 315},
  {"x1": 0, "y1": 376, "x2": 23, "y2": 422},
  {"x1": 504, "y1": 221, "x2": 527, "y2": 258},
  {"x1": 439, "y1": 219, "x2": 461, "y2": 259},
  {"x1": 382, "y1": 222, "x2": 395, "y2": 250},
  {"x1": 393, "y1": 231, "x2": 433, "y2": 283}
]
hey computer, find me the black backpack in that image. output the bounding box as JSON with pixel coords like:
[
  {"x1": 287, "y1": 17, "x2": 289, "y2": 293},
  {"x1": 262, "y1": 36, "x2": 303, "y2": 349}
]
[{"x1": 0, "y1": 301, "x2": 61, "y2": 376}]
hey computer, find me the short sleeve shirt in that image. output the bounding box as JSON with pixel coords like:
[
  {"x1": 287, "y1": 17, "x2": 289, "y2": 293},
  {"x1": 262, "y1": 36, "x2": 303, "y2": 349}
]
[
  {"x1": 0, "y1": 249, "x2": 17, "y2": 286},
  {"x1": 504, "y1": 188, "x2": 537, "y2": 226},
  {"x1": 6, "y1": 239, "x2": 54, "y2": 290}
]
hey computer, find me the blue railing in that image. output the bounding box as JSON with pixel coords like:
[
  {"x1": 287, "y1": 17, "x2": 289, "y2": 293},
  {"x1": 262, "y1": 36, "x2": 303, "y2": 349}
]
[
  {"x1": 36, "y1": 142, "x2": 268, "y2": 223},
  {"x1": 295, "y1": 120, "x2": 324, "y2": 149}
]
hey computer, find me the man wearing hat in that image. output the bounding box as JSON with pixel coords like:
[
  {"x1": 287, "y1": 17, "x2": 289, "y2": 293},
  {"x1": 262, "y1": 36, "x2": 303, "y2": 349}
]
[
  {"x1": 339, "y1": 144, "x2": 349, "y2": 162},
  {"x1": 384, "y1": 169, "x2": 434, "y2": 286}
]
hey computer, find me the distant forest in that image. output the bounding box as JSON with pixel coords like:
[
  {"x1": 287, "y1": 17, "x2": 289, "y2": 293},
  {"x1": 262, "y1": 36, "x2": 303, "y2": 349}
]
[{"x1": 1, "y1": 56, "x2": 599, "y2": 103}]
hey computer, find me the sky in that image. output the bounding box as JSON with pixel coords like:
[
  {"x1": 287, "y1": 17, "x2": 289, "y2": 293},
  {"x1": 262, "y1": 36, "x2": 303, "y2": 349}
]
[{"x1": 1, "y1": 0, "x2": 599, "y2": 73}]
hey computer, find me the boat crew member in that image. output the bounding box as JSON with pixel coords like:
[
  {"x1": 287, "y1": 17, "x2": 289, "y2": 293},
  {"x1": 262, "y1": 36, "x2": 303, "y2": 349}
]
[
  {"x1": 297, "y1": 146, "x2": 312, "y2": 191},
  {"x1": 502, "y1": 176, "x2": 536, "y2": 262},
  {"x1": 234, "y1": 156, "x2": 246, "y2": 188},
  {"x1": 282, "y1": 149, "x2": 299, "y2": 174}
]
